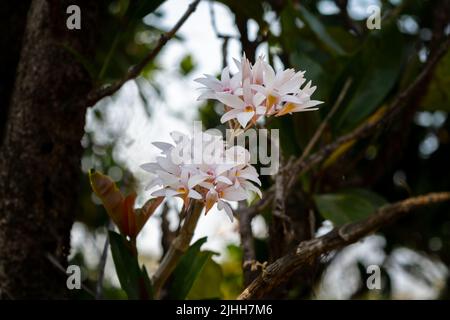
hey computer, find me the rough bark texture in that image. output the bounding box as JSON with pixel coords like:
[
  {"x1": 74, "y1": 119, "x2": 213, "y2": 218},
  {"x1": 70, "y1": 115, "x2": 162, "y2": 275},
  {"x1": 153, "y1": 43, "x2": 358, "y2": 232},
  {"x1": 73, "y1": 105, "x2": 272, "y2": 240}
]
[
  {"x1": 0, "y1": 1, "x2": 32, "y2": 141},
  {"x1": 0, "y1": 0, "x2": 98, "y2": 299}
]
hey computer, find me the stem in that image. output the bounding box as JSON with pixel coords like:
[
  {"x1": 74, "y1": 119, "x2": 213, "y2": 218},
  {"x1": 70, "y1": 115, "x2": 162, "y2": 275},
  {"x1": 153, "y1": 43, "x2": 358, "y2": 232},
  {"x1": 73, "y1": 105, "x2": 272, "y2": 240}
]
[
  {"x1": 95, "y1": 227, "x2": 110, "y2": 300},
  {"x1": 152, "y1": 201, "x2": 204, "y2": 297},
  {"x1": 238, "y1": 192, "x2": 450, "y2": 299},
  {"x1": 87, "y1": 0, "x2": 202, "y2": 106}
]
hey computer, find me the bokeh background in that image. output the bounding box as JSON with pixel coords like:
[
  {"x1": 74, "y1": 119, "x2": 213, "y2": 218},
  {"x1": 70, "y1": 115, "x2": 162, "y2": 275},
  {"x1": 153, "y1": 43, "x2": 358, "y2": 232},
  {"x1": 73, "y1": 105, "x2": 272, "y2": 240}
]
[{"x1": 68, "y1": 0, "x2": 450, "y2": 299}]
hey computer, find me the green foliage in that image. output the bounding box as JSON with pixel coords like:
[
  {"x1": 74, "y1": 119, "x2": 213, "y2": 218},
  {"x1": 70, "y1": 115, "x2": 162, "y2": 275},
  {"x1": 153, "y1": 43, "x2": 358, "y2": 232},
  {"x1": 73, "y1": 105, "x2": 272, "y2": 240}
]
[
  {"x1": 298, "y1": 6, "x2": 346, "y2": 56},
  {"x1": 187, "y1": 258, "x2": 223, "y2": 299},
  {"x1": 314, "y1": 189, "x2": 387, "y2": 226},
  {"x1": 109, "y1": 231, "x2": 154, "y2": 299},
  {"x1": 168, "y1": 237, "x2": 218, "y2": 299},
  {"x1": 95, "y1": 0, "x2": 167, "y2": 82},
  {"x1": 333, "y1": 22, "x2": 405, "y2": 131},
  {"x1": 219, "y1": 245, "x2": 244, "y2": 299},
  {"x1": 179, "y1": 54, "x2": 196, "y2": 75}
]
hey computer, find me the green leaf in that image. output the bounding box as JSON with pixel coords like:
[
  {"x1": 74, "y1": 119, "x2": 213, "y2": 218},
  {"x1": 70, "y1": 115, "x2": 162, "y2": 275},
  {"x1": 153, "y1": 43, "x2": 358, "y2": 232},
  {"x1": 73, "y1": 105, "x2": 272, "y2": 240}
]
[
  {"x1": 179, "y1": 54, "x2": 196, "y2": 75},
  {"x1": 186, "y1": 258, "x2": 223, "y2": 300},
  {"x1": 168, "y1": 237, "x2": 216, "y2": 299},
  {"x1": 108, "y1": 231, "x2": 153, "y2": 299},
  {"x1": 298, "y1": 6, "x2": 346, "y2": 56},
  {"x1": 314, "y1": 188, "x2": 387, "y2": 226},
  {"x1": 333, "y1": 22, "x2": 404, "y2": 131}
]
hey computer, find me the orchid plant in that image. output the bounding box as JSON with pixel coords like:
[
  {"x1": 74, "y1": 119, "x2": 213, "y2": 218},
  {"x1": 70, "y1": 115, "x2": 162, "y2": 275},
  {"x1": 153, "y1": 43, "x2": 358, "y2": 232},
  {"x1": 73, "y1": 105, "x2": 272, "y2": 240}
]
[{"x1": 195, "y1": 55, "x2": 323, "y2": 129}]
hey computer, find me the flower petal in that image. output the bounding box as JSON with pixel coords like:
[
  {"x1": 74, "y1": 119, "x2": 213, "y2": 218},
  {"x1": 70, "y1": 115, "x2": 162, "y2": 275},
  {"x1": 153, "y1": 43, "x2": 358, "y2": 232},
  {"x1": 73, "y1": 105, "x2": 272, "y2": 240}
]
[
  {"x1": 216, "y1": 93, "x2": 245, "y2": 109},
  {"x1": 236, "y1": 111, "x2": 254, "y2": 128},
  {"x1": 218, "y1": 200, "x2": 234, "y2": 222}
]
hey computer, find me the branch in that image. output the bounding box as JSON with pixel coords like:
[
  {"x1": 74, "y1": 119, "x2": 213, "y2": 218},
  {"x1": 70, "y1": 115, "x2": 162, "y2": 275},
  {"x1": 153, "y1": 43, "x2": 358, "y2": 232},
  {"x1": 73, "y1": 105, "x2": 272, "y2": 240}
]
[
  {"x1": 238, "y1": 191, "x2": 450, "y2": 299},
  {"x1": 234, "y1": 191, "x2": 274, "y2": 218},
  {"x1": 160, "y1": 203, "x2": 175, "y2": 255},
  {"x1": 238, "y1": 202, "x2": 258, "y2": 286},
  {"x1": 298, "y1": 78, "x2": 352, "y2": 163},
  {"x1": 86, "y1": 0, "x2": 201, "y2": 106},
  {"x1": 152, "y1": 201, "x2": 203, "y2": 296}
]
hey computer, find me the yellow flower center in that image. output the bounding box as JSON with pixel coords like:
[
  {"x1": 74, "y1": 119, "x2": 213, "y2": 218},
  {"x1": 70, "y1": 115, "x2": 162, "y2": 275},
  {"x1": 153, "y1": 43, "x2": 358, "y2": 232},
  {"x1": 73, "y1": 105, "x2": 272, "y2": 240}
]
[
  {"x1": 176, "y1": 186, "x2": 187, "y2": 194},
  {"x1": 244, "y1": 105, "x2": 254, "y2": 112},
  {"x1": 266, "y1": 94, "x2": 278, "y2": 108}
]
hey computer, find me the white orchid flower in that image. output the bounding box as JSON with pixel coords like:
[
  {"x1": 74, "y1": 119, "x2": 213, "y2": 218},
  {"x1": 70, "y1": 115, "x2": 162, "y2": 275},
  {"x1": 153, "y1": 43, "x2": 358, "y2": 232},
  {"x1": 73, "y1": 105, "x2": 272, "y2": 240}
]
[
  {"x1": 276, "y1": 80, "x2": 323, "y2": 116},
  {"x1": 141, "y1": 130, "x2": 261, "y2": 222},
  {"x1": 195, "y1": 66, "x2": 241, "y2": 100},
  {"x1": 217, "y1": 79, "x2": 266, "y2": 128}
]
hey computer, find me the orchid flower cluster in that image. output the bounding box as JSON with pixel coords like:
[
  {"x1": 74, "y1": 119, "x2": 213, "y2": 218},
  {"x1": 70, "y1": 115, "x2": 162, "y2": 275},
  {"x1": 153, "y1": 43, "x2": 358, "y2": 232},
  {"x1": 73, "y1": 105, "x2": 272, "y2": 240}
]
[
  {"x1": 140, "y1": 56, "x2": 322, "y2": 221},
  {"x1": 140, "y1": 131, "x2": 261, "y2": 221},
  {"x1": 195, "y1": 55, "x2": 323, "y2": 128}
]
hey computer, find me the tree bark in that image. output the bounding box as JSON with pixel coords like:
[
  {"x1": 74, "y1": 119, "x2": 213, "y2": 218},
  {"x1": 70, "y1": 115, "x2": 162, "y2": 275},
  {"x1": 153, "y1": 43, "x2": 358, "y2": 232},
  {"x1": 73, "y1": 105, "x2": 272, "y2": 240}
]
[
  {"x1": 0, "y1": 0, "x2": 98, "y2": 299},
  {"x1": 0, "y1": 1, "x2": 32, "y2": 141}
]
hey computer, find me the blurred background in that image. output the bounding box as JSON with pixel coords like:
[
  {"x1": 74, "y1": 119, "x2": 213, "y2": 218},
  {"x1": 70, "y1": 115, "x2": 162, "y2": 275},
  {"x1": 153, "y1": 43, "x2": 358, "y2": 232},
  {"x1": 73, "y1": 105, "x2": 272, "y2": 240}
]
[{"x1": 5, "y1": 0, "x2": 448, "y2": 299}]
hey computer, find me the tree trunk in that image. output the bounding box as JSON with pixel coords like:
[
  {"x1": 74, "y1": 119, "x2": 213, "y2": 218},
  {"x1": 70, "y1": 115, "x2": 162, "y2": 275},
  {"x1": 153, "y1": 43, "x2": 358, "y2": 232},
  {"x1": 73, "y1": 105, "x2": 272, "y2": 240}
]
[{"x1": 0, "y1": 0, "x2": 98, "y2": 299}]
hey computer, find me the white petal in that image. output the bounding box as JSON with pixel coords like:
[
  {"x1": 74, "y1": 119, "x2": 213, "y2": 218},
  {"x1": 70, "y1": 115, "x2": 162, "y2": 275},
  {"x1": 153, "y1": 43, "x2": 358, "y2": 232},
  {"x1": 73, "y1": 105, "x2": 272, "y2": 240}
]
[
  {"x1": 216, "y1": 93, "x2": 245, "y2": 109},
  {"x1": 144, "y1": 178, "x2": 162, "y2": 190},
  {"x1": 156, "y1": 170, "x2": 179, "y2": 185},
  {"x1": 263, "y1": 63, "x2": 276, "y2": 86},
  {"x1": 194, "y1": 76, "x2": 222, "y2": 91},
  {"x1": 221, "y1": 186, "x2": 248, "y2": 201},
  {"x1": 218, "y1": 200, "x2": 234, "y2": 222},
  {"x1": 255, "y1": 106, "x2": 266, "y2": 115},
  {"x1": 253, "y1": 92, "x2": 266, "y2": 107},
  {"x1": 197, "y1": 90, "x2": 217, "y2": 100},
  {"x1": 221, "y1": 66, "x2": 230, "y2": 83},
  {"x1": 240, "y1": 180, "x2": 262, "y2": 198},
  {"x1": 151, "y1": 188, "x2": 179, "y2": 197},
  {"x1": 215, "y1": 175, "x2": 233, "y2": 185},
  {"x1": 152, "y1": 142, "x2": 173, "y2": 152},
  {"x1": 157, "y1": 157, "x2": 179, "y2": 175},
  {"x1": 220, "y1": 109, "x2": 241, "y2": 123},
  {"x1": 199, "y1": 181, "x2": 214, "y2": 189},
  {"x1": 188, "y1": 189, "x2": 203, "y2": 200},
  {"x1": 188, "y1": 174, "x2": 207, "y2": 189},
  {"x1": 239, "y1": 168, "x2": 261, "y2": 185},
  {"x1": 140, "y1": 162, "x2": 161, "y2": 173},
  {"x1": 236, "y1": 111, "x2": 254, "y2": 128},
  {"x1": 243, "y1": 79, "x2": 252, "y2": 104}
]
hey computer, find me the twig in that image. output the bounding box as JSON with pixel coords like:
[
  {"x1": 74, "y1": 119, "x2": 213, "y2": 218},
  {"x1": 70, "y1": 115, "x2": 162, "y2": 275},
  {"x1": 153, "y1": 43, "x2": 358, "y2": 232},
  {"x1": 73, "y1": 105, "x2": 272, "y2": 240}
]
[
  {"x1": 152, "y1": 201, "x2": 204, "y2": 297},
  {"x1": 160, "y1": 203, "x2": 174, "y2": 255},
  {"x1": 87, "y1": 0, "x2": 202, "y2": 106},
  {"x1": 208, "y1": 0, "x2": 238, "y2": 40},
  {"x1": 238, "y1": 191, "x2": 450, "y2": 299},
  {"x1": 299, "y1": 78, "x2": 352, "y2": 163},
  {"x1": 46, "y1": 253, "x2": 95, "y2": 297}
]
